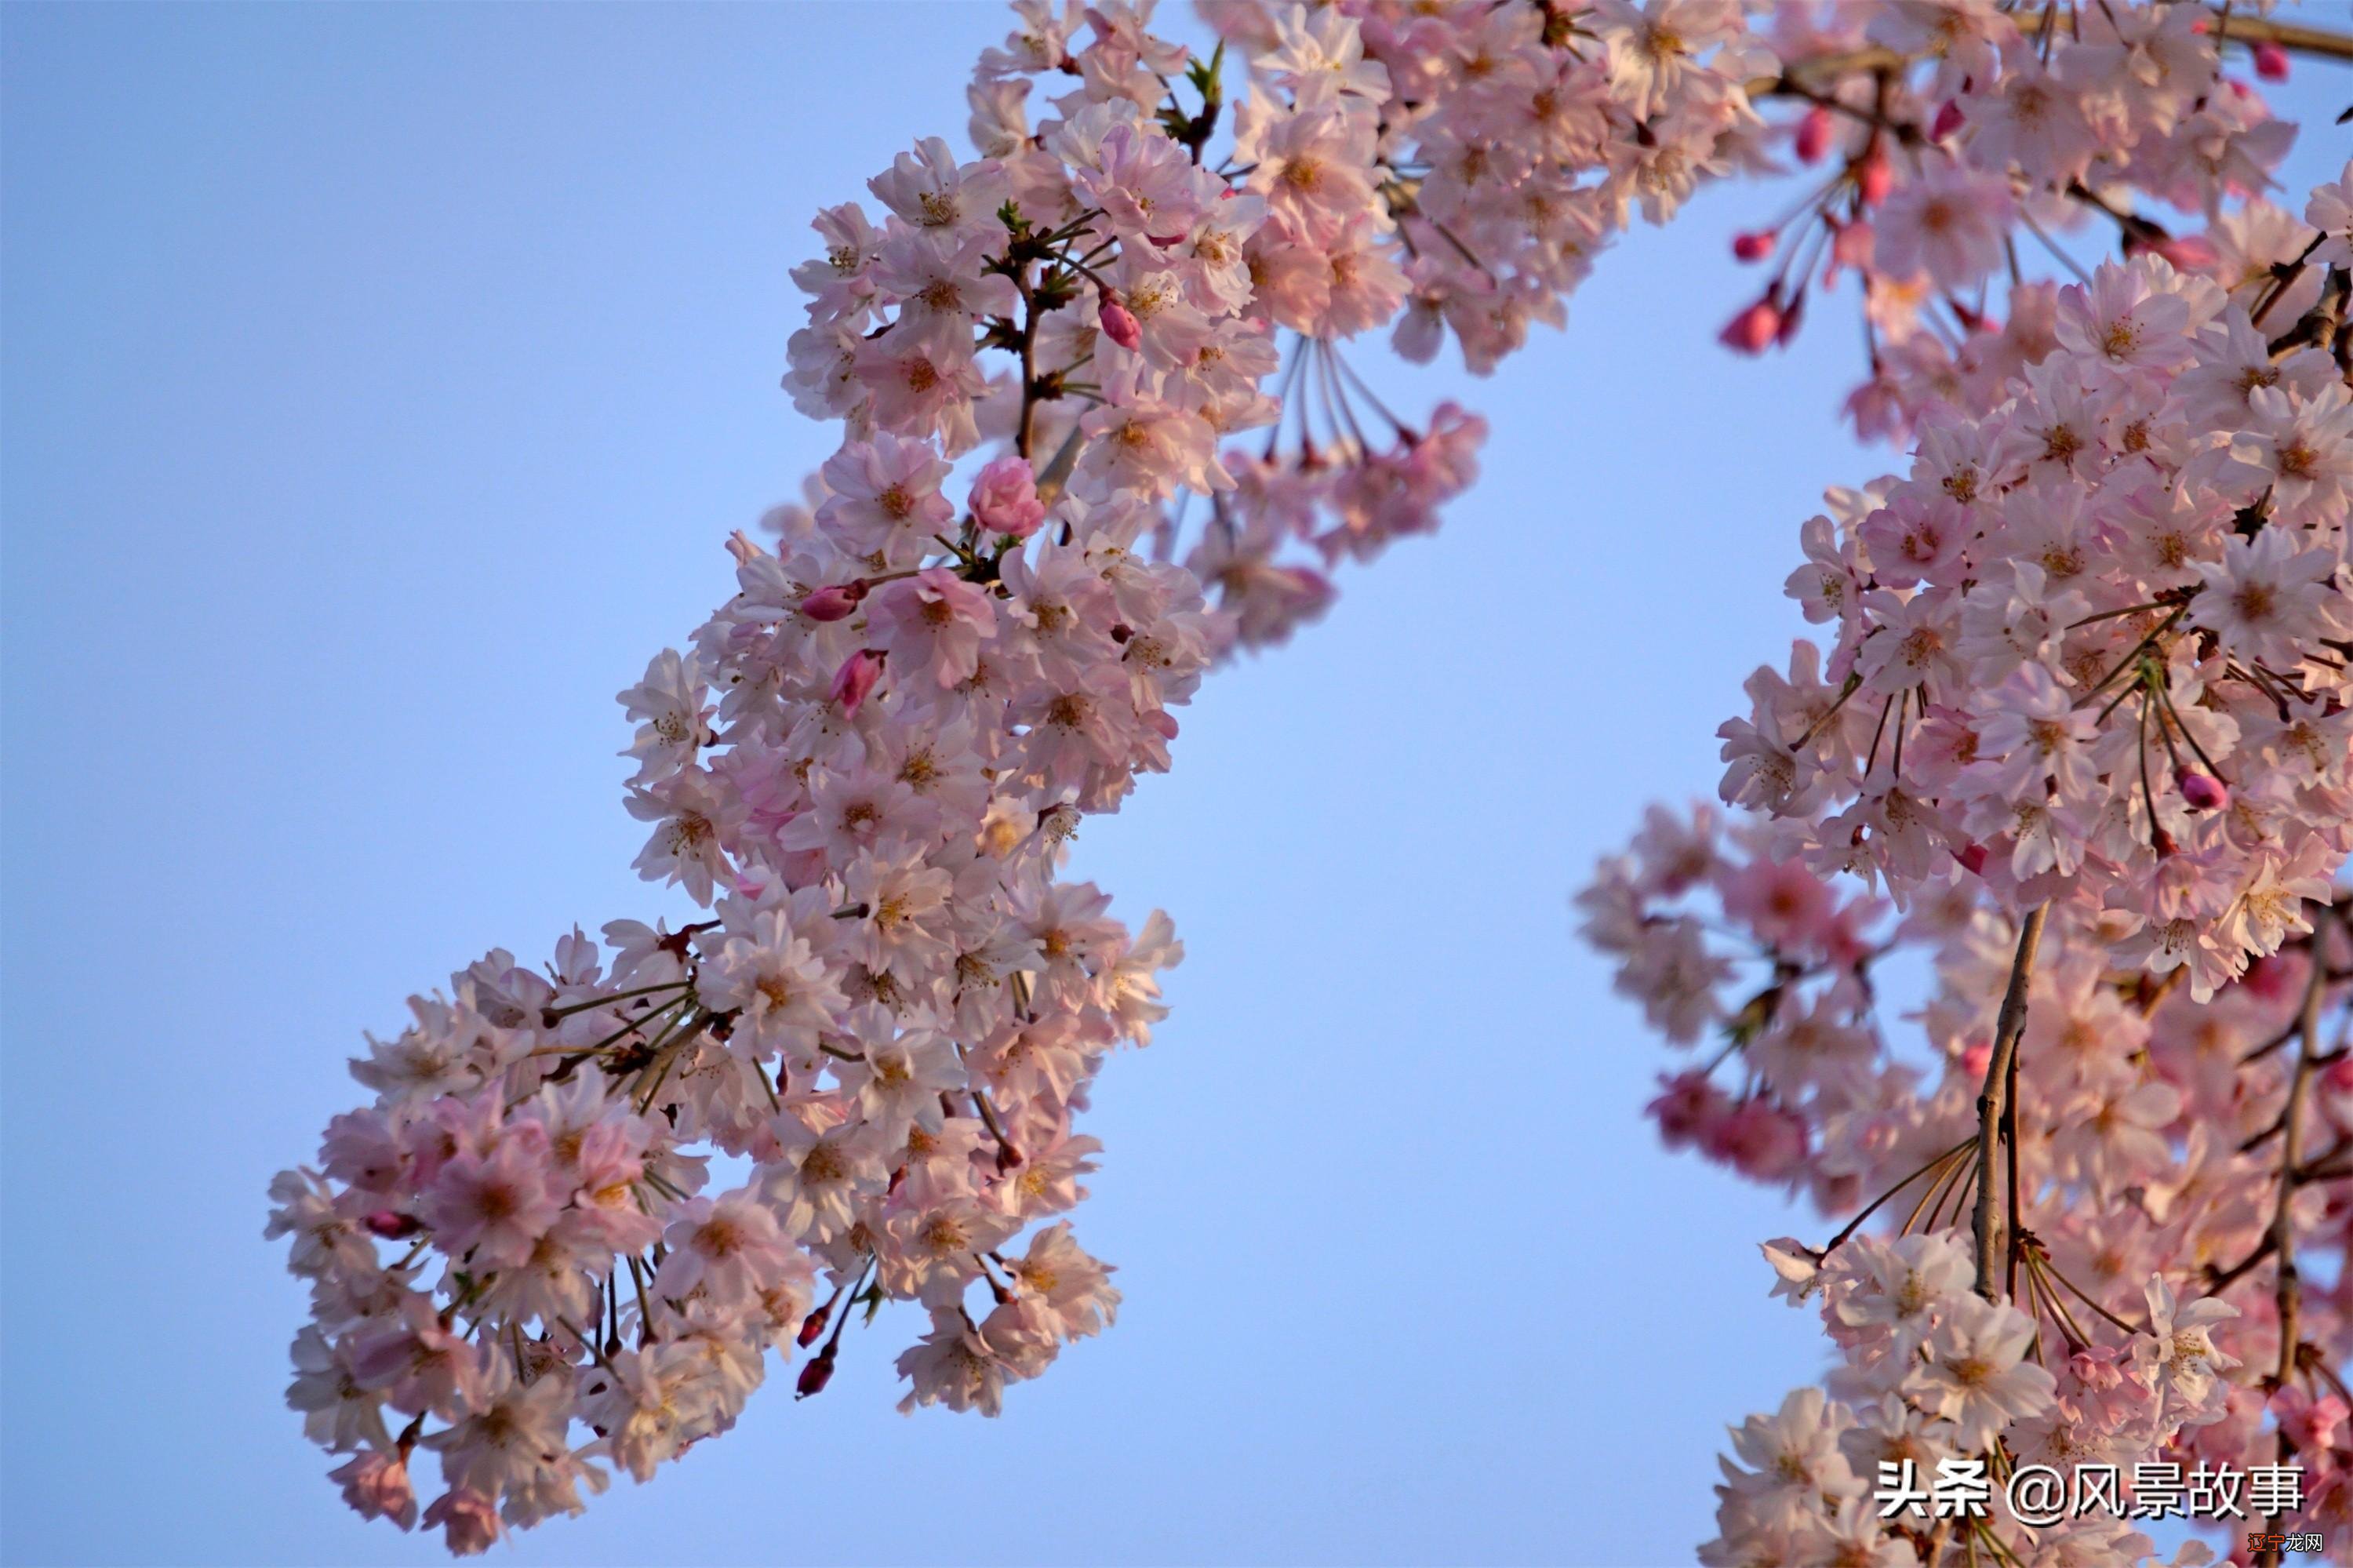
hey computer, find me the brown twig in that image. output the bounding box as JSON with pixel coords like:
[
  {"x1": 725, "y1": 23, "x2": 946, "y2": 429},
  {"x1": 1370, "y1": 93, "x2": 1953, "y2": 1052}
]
[
  {"x1": 2255, "y1": 912, "x2": 2337, "y2": 1566},
  {"x1": 1974, "y1": 903, "x2": 2050, "y2": 1301}
]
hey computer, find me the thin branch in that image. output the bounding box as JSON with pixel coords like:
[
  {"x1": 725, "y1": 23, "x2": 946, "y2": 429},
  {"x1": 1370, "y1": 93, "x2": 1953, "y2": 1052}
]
[{"x1": 1974, "y1": 903, "x2": 2050, "y2": 1301}]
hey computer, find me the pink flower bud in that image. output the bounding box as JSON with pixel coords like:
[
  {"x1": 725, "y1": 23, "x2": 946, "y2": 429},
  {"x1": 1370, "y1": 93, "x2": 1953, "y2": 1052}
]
[
  {"x1": 2253, "y1": 41, "x2": 2290, "y2": 81},
  {"x1": 796, "y1": 1347, "x2": 837, "y2": 1398},
  {"x1": 2176, "y1": 766, "x2": 2228, "y2": 811},
  {"x1": 1929, "y1": 98, "x2": 1964, "y2": 140},
  {"x1": 1732, "y1": 230, "x2": 1777, "y2": 262},
  {"x1": 1098, "y1": 291, "x2": 1142, "y2": 351},
  {"x1": 1146, "y1": 709, "x2": 1178, "y2": 740},
  {"x1": 1774, "y1": 290, "x2": 1806, "y2": 346},
  {"x1": 1953, "y1": 842, "x2": 1989, "y2": 877},
  {"x1": 1718, "y1": 294, "x2": 1783, "y2": 355},
  {"x1": 830, "y1": 649, "x2": 884, "y2": 715},
  {"x1": 1856, "y1": 148, "x2": 1893, "y2": 207},
  {"x1": 1795, "y1": 104, "x2": 1835, "y2": 164},
  {"x1": 799, "y1": 581, "x2": 867, "y2": 622},
  {"x1": 1960, "y1": 1040, "x2": 1991, "y2": 1081},
  {"x1": 969, "y1": 453, "x2": 1047, "y2": 539},
  {"x1": 363, "y1": 1209, "x2": 421, "y2": 1240}
]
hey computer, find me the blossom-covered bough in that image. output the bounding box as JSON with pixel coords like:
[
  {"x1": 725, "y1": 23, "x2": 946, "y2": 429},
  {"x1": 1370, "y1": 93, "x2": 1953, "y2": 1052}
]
[{"x1": 267, "y1": 0, "x2": 2353, "y2": 1559}]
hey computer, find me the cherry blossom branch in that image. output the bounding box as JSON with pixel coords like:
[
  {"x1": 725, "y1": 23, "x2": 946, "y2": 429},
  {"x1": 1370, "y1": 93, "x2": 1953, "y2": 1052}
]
[{"x1": 1971, "y1": 903, "x2": 2049, "y2": 1302}]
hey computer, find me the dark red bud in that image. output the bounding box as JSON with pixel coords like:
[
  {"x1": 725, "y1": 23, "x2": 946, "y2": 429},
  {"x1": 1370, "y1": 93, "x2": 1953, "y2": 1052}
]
[
  {"x1": 796, "y1": 1304, "x2": 831, "y2": 1348},
  {"x1": 795, "y1": 1348, "x2": 836, "y2": 1399},
  {"x1": 1775, "y1": 290, "x2": 1807, "y2": 346}
]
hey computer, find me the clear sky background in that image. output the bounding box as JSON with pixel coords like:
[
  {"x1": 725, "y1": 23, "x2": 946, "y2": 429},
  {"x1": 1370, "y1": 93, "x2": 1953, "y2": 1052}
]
[{"x1": 3, "y1": 6, "x2": 2346, "y2": 1566}]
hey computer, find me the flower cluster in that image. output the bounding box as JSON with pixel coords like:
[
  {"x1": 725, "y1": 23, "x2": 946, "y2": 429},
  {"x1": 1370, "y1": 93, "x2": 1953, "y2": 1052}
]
[
  {"x1": 1725, "y1": 220, "x2": 2353, "y2": 995},
  {"x1": 1188, "y1": 0, "x2": 1771, "y2": 646},
  {"x1": 270, "y1": 0, "x2": 1613, "y2": 1550},
  {"x1": 1586, "y1": 116, "x2": 2353, "y2": 1568},
  {"x1": 267, "y1": 460, "x2": 1190, "y2": 1544},
  {"x1": 1587, "y1": 798, "x2": 2353, "y2": 1565},
  {"x1": 270, "y1": 0, "x2": 2353, "y2": 1558},
  {"x1": 1729, "y1": 0, "x2": 2310, "y2": 450},
  {"x1": 1718, "y1": 1230, "x2": 2250, "y2": 1568}
]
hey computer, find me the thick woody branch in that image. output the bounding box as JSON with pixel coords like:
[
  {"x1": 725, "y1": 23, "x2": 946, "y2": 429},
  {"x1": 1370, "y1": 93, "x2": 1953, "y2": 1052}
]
[
  {"x1": 1747, "y1": 9, "x2": 2353, "y2": 101},
  {"x1": 2213, "y1": 13, "x2": 2353, "y2": 65},
  {"x1": 1973, "y1": 903, "x2": 2049, "y2": 1301}
]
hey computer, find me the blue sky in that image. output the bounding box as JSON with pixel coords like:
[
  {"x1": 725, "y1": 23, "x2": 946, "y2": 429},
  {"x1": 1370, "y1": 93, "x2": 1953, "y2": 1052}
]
[{"x1": 4, "y1": 6, "x2": 2347, "y2": 1565}]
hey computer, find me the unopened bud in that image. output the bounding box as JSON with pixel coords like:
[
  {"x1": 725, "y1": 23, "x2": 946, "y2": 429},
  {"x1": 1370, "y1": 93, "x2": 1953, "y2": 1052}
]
[
  {"x1": 1856, "y1": 148, "x2": 1893, "y2": 207},
  {"x1": 995, "y1": 1139, "x2": 1024, "y2": 1174},
  {"x1": 800, "y1": 581, "x2": 867, "y2": 622},
  {"x1": 830, "y1": 649, "x2": 884, "y2": 715},
  {"x1": 1718, "y1": 293, "x2": 1784, "y2": 355},
  {"x1": 2177, "y1": 766, "x2": 2229, "y2": 811},
  {"x1": 1795, "y1": 104, "x2": 1835, "y2": 164},
  {"x1": 796, "y1": 1304, "x2": 831, "y2": 1348},
  {"x1": 1954, "y1": 842, "x2": 1988, "y2": 877},
  {"x1": 1929, "y1": 98, "x2": 1964, "y2": 140},
  {"x1": 364, "y1": 1210, "x2": 421, "y2": 1240},
  {"x1": 2253, "y1": 41, "x2": 2290, "y2": 82},
  {"x1": 1774, "y1": 290, "x2": 1806, "y2": 346},
  {"x1": 795, "y1": 1347, "x2": 836, "y2": 1399},
  {"x1": 1732, "y1": 230, "x2": 1777, "y2": 262},
  {"x1": 1098, "y1": 291, "x2": 1142, "y2": 351}
]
